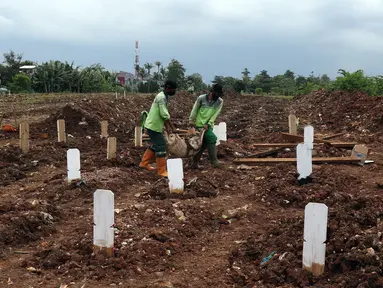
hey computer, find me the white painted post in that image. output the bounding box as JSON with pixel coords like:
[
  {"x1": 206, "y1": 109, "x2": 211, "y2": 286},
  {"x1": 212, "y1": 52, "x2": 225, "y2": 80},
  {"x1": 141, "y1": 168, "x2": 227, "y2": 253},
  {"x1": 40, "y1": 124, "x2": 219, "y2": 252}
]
[
  {"x1": 135, "y1": 126, "x2": 142, "y2": 147},
  {"x1": 296, "y1": 143, "x2": 312, "y2": 180},
  {"x1": 67, "y1": 148, "x2": 81, "y2": 183},
  {"x1": 93, "y1": 189, "x2": 114, "y2": 257},
  {"x1": 297, "y1": 125, "x2": 314, "y2": 180},
  {"x1": 167, "y1": 158, "x2": 184, "y2": 194},
  {"x1": 303, "y1": 203, "x2": 328, "y2": 276},
  {"x1": 304, "y1": 125, "x2": 314, "y2": 149},
  {"x1": 213, "y1": 125, "x2": 220, "y2": 146},
  {"x1": 289, "y1": 114, "x2": 297, "y2": 135},
  {"x1": 219, "y1": 122, "x2": 227, "y2": 142}
]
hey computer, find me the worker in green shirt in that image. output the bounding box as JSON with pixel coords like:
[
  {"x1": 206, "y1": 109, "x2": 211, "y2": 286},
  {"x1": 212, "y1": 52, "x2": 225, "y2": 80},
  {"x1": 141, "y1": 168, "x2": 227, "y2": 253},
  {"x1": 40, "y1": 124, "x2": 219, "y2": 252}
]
[
  {"x1": 139, "y1": 80, "x2": 177, "y2": 177},
  {"x1": 189, "y1": 83, "x2": 224, "y2": 168}
]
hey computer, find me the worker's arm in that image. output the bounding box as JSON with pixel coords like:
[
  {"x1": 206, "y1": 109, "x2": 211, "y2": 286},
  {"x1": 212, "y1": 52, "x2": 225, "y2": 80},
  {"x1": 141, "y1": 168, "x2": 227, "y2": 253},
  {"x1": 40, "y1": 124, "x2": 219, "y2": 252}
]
[
  {"x1": 207, "y1": 100, "x2": 223, "y2": 127},
  {"x1": 164, "y1": 119, "x2": 176, "y2": 132},
  {"x1": 157, "y1": 95, "x2": 174, "y2": 132},
  {"x1": 189, "y1": 97, "x2": 202, "y2": 125},
  {"x1": 158, "y1": 97, "x2": 171, "y2": 121}
]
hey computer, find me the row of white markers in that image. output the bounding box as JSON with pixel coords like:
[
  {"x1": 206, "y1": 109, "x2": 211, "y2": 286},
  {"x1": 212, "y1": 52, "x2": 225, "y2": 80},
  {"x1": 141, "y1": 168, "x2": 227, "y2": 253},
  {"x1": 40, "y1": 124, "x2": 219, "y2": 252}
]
[{"x1": 71, "y1": 124, "x2": 327, "y2": 275}]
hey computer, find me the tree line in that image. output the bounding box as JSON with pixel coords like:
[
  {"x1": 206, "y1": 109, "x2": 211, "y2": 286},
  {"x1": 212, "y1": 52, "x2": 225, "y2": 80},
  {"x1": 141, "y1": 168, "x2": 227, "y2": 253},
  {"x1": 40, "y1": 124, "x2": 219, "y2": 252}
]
[{"x1": 1, "y1": 50, "x2": 382, "y2": 96}]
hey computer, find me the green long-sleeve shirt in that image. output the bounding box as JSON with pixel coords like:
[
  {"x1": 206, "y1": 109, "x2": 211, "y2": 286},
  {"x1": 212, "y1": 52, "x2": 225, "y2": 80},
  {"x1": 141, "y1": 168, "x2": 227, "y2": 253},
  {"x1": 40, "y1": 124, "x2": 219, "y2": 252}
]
[
  {"x1": 144, "y1": 91, "x2": 170, "y2": 133},
  {"x1": 189, "y1": 94, "x2": 223, "y2": 128}
]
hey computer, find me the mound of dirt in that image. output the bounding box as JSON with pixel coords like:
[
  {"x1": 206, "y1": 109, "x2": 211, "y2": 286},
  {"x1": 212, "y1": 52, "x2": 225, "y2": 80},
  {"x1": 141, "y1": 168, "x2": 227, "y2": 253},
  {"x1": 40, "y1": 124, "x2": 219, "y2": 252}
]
[
  {"x1": 0, "y1": 146, "x2": 39, "y2": 186},
  {"x1": 32, "y1": 93, "x2": 199, "y2": 141},
  {"x1": 229, "y1": 194, "x2": 383, "y2": 287},
  {"x1": 292, "y1": 90, "x2": 383, "y2": 141}
]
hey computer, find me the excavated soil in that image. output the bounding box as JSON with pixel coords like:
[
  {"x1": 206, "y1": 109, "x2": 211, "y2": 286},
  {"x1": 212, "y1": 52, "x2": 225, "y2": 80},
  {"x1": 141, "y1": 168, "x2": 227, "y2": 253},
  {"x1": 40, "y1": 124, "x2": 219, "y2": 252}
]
[{"x1": 0, "y1": 91, "x2": 383, "y2": 287}]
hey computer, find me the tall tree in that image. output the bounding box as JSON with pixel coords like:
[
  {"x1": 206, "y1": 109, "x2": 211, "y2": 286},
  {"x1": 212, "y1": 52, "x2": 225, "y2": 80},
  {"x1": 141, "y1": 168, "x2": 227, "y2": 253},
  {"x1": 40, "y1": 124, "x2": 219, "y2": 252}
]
[
  {"x1": 166, "y1": 59, "x2": 186, "y2": 89},
  {"x1": 139, "y1": 67, "x2": 146, "y2": 81},
  {"x1": 253, "y1": 70, "x2": 272, "y2": 94},
  {"x1": 154, "y1": 61, "x2": 162, "y2": 73},
  {"x1": 186, "y1": 73, "x2": 207, "y2": 92},
  {"x1": 144, "y1": 63, "x2": 154, "y2": 75},
  {"x1": 284, "y1": 69, "x2": 295, "y2": 80},
  {"x1": 2, "y1": 50, "x2": 23, "y2": 86},
  {"x1": 212, "y1": 76, "x2": 225, "y2": 86}
]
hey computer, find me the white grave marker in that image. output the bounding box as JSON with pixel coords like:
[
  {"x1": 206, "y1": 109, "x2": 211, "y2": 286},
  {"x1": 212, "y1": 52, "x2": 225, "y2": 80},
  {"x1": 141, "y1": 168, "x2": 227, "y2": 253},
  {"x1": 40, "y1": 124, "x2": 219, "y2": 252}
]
[
  {"x1": 219, "y1": 122, "x2": 227, "y2": 142},
  {"x1": 213, "y1": 122, "x2": 227, "y2": 146},
  {"x1": 93, "y1": 189, "x2": 114, "y2": 256},
  {"x1": 67, "y1": 148, "x2": 81, "y2": 183},
  {"x1": 303, "y1": 203, "x2": 328, "y2": 276},
  {"x1": 296, "y1": 144, "x2": 312, "y2": 180},
  {"x1": 304, "y1": 125, "x2": 314, "y2": 149},
  {"x1": 167, "y1": 158, "x2": 184, "y2": 194},
  {"x1": 297, "y1": 125, "x2": 314, "y2": 180}
]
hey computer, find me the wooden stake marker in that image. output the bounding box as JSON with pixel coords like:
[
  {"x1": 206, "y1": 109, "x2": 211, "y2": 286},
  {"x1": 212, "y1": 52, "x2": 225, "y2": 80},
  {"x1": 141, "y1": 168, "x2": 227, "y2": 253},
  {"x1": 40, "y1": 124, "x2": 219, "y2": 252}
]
[
  {"x1": 19, "y1": 122, "x2": 29, "y2": 153},
  {"x1": 303, "y1": 203, "x2": 328, "y2": 276},
  {"x1": 289, "y1": 114, "x2": 297, "y2": 135},
  {"x1": 107, "y1": 137, "x2": 117, "y2": 160},
  {"x1": 135, "y1": 126, "x2": 142, "y2": 147},
  {"x1": 93, "y1": 189, "x2": 114, "y2": 257},
  {"x1": 100, "y1": 121, "x2": 108, "y2": 138},
  {"x1": 57, "y1": 119, "x2": 66, "y2": 143}
]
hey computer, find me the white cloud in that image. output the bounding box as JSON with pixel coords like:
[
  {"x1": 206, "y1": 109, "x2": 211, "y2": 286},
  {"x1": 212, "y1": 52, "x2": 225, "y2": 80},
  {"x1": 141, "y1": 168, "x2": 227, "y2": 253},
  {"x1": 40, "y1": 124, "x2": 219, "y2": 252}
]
[
  {"x1": 0, "y1": 15, "x2": 13, "y2": 30},
  {"x1": 2, "y1": 0, "x2": 381, "y2": 45},
  {"x1": 1, "y1": 0, "x2": 383, "y2": 80}
]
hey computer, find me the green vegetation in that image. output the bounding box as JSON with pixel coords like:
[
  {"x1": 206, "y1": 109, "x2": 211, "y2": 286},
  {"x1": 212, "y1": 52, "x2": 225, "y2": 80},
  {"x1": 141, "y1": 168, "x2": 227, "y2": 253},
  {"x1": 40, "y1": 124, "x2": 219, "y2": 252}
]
[{"x1": 1, "y1": 50, "x2": 383, "y2": 96}]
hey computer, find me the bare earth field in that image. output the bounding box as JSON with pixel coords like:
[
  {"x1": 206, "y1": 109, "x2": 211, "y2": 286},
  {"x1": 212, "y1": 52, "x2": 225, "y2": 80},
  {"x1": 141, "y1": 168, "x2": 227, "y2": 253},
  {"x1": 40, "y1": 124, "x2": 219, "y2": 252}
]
[{"x1": 0, "y1": 90, "x2": 383, "y2": 288}]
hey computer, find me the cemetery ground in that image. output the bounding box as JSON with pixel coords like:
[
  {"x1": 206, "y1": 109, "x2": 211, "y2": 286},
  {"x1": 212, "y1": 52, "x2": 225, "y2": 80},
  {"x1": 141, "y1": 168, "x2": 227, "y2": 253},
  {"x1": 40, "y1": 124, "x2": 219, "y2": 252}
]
[{"x1": 0, "y1": 91, "x2": 383, "y2": 288}]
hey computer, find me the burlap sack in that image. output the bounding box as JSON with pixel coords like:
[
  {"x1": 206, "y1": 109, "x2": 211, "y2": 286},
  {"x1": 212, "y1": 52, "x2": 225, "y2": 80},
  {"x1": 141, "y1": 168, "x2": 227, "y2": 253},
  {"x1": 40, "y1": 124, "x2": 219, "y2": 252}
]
[{"x1": 164, "y1": 130, "x2": 206, "y2": 158}]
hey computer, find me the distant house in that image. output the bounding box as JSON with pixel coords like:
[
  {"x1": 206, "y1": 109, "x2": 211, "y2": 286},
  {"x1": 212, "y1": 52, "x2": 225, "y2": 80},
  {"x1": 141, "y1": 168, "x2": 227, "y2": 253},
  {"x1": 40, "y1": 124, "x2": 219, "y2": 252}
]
[
  {"x1": 19, "y1": 65, "x2": 37, "y2": 76},
  {"x1": 117, "y1": 71, "x2": 135, "y2": 85}
]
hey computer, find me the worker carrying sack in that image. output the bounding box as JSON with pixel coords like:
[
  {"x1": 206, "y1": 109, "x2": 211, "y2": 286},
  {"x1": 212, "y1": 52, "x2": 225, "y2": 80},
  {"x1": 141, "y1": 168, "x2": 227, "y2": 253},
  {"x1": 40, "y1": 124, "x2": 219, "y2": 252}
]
[{"x1": 164, "y1": 129, "x2": 206, "y2": 158}]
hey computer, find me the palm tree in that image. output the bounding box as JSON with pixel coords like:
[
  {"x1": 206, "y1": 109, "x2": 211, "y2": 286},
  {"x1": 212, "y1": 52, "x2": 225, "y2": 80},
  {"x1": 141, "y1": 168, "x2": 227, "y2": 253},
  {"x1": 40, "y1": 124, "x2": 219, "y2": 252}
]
[
  {"x1": 242, "y1": 68, "x2": 250, "y2": 78},
  {"x1": 144, "y1": 63, "x2": 154, "y2": 76},
  {"x1": 139, "y1": 67, "x2": 146, "y2": 81},
  {"x1": 154, "y1": 61, "x2": 162, "y2": 73}
]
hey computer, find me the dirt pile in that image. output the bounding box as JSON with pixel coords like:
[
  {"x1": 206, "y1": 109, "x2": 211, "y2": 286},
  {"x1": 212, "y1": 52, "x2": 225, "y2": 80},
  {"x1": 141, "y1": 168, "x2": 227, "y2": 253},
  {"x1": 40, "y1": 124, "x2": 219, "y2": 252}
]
[
  {"x1": 0, "y1": 146, "x2": 39, "y2": 186},
  {"x1": 32, "y1": 92, "x2": 198, "y2": 141},
  {"x1": 292, "y1": 90, "x2": 383, "y2": 141},
  {"x1": 229, "y1": 164, "x2": 383, "y2": 287},
  {"x1": 222, "y1": 96, "x2": 289, "y2": 144}
]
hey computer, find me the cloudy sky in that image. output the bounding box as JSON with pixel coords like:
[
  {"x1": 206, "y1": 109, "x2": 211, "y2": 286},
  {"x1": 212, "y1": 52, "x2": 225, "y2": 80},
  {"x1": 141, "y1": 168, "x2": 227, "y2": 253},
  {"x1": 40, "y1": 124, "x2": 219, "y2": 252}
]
[{"x1": 1, "y1": 0, "x2": 383, "y2": 82}]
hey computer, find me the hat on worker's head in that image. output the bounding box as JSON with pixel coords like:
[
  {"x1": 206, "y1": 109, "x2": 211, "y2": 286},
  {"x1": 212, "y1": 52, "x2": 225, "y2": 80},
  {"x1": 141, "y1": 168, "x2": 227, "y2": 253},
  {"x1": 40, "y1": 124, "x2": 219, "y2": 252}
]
[
  {"x1": 211, "y1": 83, "x2": 223, "y2": 94},
  {"x1": 163, "y1": 80, "x2": 178, "y2": 89}
]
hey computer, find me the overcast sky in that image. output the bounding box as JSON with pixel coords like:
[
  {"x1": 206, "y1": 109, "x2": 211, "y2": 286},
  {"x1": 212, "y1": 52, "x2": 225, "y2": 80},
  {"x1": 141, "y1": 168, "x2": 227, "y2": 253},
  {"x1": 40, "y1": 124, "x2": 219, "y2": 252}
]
[{"x1": 1, "y1": 0, "x2": 383, "y2": 82}]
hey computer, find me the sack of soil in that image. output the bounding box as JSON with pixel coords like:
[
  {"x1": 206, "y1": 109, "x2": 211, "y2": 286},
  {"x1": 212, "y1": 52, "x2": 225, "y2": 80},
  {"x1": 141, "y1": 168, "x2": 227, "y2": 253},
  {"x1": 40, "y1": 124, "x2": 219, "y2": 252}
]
[{"x1": 164, "y1": 130, "x2": 206, "y2": 158}]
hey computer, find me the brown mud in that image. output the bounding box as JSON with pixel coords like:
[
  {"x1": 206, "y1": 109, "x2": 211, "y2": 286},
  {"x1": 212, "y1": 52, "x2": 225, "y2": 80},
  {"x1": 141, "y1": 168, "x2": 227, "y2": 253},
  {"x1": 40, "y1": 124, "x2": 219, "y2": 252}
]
[{"x1": 0, "y1": 91, "x2": 382, "y2": 287}]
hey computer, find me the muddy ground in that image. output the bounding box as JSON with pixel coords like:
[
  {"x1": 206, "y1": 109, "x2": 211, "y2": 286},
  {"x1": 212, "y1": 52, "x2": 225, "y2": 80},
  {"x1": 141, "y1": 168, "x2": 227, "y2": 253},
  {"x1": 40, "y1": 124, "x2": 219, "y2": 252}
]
[{"x1": 0, "y1": 91, "x2": 383, "y2": 288}]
